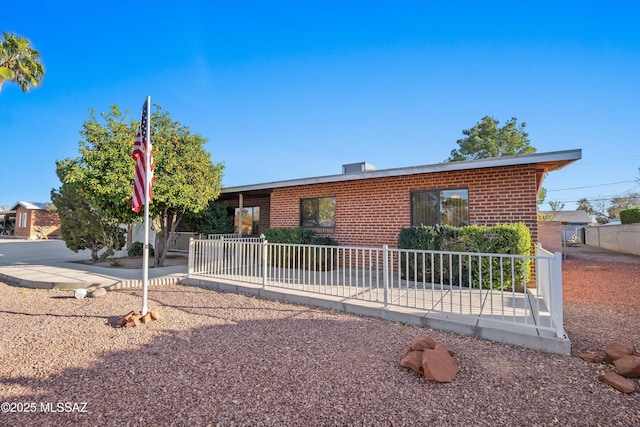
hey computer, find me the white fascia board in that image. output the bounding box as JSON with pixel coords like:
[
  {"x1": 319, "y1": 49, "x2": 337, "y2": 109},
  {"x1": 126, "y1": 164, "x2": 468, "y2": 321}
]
[{"x1": 222, "y1": 149, "x2": 582, "y2": 194}]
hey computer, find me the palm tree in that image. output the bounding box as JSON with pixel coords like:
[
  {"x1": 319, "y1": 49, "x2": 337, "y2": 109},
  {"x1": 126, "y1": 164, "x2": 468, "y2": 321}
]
[{"x1": 0, "y1": 32, "x2": 45, "y2": 92}]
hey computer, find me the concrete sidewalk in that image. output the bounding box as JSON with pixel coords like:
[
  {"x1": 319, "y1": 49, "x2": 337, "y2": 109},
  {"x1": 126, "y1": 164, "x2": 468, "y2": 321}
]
[{"x1": 0, "y1": 238, "x2": 187, "y2": 290}]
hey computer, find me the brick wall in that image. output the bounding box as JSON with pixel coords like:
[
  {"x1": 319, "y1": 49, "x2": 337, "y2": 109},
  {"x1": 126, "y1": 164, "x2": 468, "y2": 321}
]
[
  {"x1": 13, "y1": 206, "x2": 31, "y2": 239},
  {"x1": 13, "y1": 206, "x2": 61, "y2": 239},
  {"x1": 33, "y1": 210, "x2": 62, "y2": 238},
  {"x1": 269, "y1": 164, "x2": 539, "y2": 248}
]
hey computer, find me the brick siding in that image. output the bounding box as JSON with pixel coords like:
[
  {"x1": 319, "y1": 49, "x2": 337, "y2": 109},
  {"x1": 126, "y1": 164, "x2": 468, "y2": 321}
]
[
  {"x1": 13, "y1": 206, "x2": 62, "y2": 239},
  {"x1": 268, "y1": 164, "x2": 539, "y2": 248}
]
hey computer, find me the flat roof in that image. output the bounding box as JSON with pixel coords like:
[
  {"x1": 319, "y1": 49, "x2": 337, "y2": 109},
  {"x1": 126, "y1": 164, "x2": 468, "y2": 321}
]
[{"x1": 222, "y1": 149, "x2": 581, "y2": 194}]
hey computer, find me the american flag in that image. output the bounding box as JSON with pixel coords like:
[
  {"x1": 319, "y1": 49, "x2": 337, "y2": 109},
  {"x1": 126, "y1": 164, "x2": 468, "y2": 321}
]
[{"x1": 131, "y1": 99, "x2": 154, "y2": 212}]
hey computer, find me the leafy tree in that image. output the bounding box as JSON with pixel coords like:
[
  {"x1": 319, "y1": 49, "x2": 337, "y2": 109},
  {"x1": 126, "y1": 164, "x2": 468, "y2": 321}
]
[
  {"x1": 576, "y1": 198, "x2": 592, "y2": 213},
  {"x1": 608, "y1": 193, "x2": 640, "y2": 219},
  {"x1": 51, "y1": 177, "x2": 124, "y2": 262},
  {"x1": 577, "y1": 193, "x2": 640, "y2": 224},
  {"x1": 183, "y1": 201, "x2": 235, "y2": 235},
  {"x1": 548, "y1": 200, "x2": 565, "y2": 218},
  {"x1": 578, "y1": 197, "x2": 609, "y2": 224},
  {"x1": 448, "y1": 116, "x2": 536, "y2": 162},
  {"x1": 58, "y1": 104, "x2": 224, "y2": 266},
  {"x1": 537, "y1": 187, "x2": 547, "y2": 208},
  {"x1": 0, "y1": 32, "x2": 45, "y2": 92}
]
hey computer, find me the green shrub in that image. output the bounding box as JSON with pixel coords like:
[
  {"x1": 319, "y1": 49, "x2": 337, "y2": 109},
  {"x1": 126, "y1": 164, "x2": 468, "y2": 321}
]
[
  {"x1": 263, "y1": 227, "x2": 315, "y2": 244},
  {"x1": 263, "y1": 228, "x2": 337, "y2": 270},
  {"x1": 127, "y1": 241, "x2": 155, "y2": 257},
  {"x1": 398, "y1": 223, "x2": 531, "y2": 290},
  {"x1": 620, "y1": 207, "x2": 640, "y2": 224}
]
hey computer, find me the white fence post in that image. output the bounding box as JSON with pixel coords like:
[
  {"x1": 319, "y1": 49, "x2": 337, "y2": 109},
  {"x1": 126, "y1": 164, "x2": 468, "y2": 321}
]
[
  {"x1": 262, "y1": 240, "x2": 268, "y2": 288},
  {"x1": 553, "y1": 251, "x2": 565, "y2": 338},
  {"x1": 382, "y1": 244, "x2": 389, "y2": 308},
  {"x1": 188, "y1": 238, "x2": 194, "y2": 274}
]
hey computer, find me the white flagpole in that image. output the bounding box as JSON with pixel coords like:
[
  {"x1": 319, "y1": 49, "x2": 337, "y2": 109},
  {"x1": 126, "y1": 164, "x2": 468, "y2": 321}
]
[{"x1": 142, "y1": 95, "x2": 151, "y2": 316}]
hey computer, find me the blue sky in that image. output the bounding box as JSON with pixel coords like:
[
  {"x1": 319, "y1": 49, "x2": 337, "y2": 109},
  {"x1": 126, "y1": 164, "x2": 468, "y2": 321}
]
[{"x1": 1, "y1": 0, "x2": 639, "y2": 210}]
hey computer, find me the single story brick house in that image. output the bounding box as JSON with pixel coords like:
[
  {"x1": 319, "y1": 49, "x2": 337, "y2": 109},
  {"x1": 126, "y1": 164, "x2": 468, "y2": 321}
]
[
  {"x1": 2, "y1": 201, "x2": 62, "y2": 239},
  {"x1": 217, "y1": 149, "x2": 581, "y2": 249}
]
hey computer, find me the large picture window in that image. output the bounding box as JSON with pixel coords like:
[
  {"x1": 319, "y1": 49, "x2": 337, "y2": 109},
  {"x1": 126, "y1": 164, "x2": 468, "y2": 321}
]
[
  {"x1": 300, "y1": 197, "x2": 336, "y2": 228},
  {"x1": 235, "y1": 206, "x2": 260, "y2": 235},
  {"x1": 411, "y1": 189, "x2": 469, "y2": 227}
]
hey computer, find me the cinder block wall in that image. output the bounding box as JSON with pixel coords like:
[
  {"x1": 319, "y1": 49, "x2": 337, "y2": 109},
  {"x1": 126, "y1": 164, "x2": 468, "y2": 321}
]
[
  {"x1": 538, "y1": 221, "x2": 563, "y2": 253},
  {"x1": 268, "y1": 164, "x2": 539, "y2": 248}
]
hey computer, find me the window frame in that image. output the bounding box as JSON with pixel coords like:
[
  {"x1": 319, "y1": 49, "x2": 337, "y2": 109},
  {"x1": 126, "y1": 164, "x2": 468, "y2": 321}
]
[
  {"x1": 18, "y1": 212, "x2": 28, "y2": 228},
  {"x1": 299, "y1": 196, "x2": 336, "y2": 229},
  {"x1": 410, "y1": 188, "x2": 469, "y2": 227}
]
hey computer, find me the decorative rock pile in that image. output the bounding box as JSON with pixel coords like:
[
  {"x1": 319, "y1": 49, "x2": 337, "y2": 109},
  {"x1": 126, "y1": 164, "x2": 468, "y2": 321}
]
[
  {"x1": 400, "y1": 335, "x2": 458, "y2": 383},
  {"x1": 580, "y1": 342, "x2": 639, "y2": 393},
  {"x1": 115, "y1": 310, "x2": 160, "y2": 328}
]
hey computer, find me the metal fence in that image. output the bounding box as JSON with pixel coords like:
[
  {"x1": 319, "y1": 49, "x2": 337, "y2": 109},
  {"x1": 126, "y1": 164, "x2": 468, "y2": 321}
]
[
  {"x1": 169, "y1": 232, "x2": 263, "y2": 252},
  {"x1": 188, "y1": 239, "x2": 564, "y2": 338}
]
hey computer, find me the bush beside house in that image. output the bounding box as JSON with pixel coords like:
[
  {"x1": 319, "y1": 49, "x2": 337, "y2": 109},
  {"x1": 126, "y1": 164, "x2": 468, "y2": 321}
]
[
  {"x1": 263, "y1": 228, "x2": 338, "y2": 270},
  {"x1": 397, "y1": 223, "x2": 531, "y2": 290}
]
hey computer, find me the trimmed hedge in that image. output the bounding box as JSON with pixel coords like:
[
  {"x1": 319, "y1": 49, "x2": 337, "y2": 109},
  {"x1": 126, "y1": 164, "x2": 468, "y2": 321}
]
[
  {"x1": 620, "y1": 207, "x2": 640, "y2": 224},
  {"x1": 397, "y1": 223, "x2": 531, "y2": 290},
  {"x1": 262, "y1": 228, "x2": 338, "y2": 270}
]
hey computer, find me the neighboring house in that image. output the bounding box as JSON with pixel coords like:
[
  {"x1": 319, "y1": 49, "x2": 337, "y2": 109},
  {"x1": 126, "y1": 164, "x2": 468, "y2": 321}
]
[
  {"x1": 217, "y1": 149, "x2": 581, "y2": 249},
  {"x1": 4, "y1": 201, "x2": 62, "y2": 239},
  {"x1": 0, "y1": 205, "x2": 10, "y2": 232},
  {"x1": 538, "y1": 209, "x2": 593, "y2": 251},
  {"x1": 539, "y1": 210, "x2": 593, "y2": 225}
]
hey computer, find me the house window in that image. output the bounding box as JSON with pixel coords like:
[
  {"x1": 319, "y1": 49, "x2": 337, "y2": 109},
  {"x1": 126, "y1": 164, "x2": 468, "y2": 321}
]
[
  {"x1": 300, "y1": 197, "x2": 336, "y2": 228},
  {"x1": 235, "y1": 207, "x2": 260, "y2": 235},
  {"x1": 18, "y1": 212, "x2": 28, "y2": 228},
  {"x1": 411, "y1": 189, "x2": 469, "y2": 227}
]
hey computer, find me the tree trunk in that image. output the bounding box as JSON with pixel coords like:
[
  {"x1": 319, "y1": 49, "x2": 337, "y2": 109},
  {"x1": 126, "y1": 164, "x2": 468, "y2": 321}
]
[
  {"x1": 154, "y1": 211, "x2": 182, "y2": 267},
  {"x1": 90, "y1": 246, "x2": 99, "y2": 262}
]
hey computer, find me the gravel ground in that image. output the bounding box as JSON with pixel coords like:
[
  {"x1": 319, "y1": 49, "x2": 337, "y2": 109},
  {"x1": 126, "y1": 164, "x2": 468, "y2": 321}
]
[{"x1": 0, "y1": 246, "x2": 639, "y2": 426}]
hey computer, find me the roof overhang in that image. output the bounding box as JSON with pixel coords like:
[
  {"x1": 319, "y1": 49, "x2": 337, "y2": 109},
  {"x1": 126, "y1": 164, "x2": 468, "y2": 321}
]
[{"x1": 222, "y1": 149, "x2": 582, "y2": 195}]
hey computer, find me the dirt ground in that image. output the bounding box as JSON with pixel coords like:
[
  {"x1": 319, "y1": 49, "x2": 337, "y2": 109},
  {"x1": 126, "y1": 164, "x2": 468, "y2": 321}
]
[
  {"x1": 563, "y1": 243, "x2": 640, "y2": 264},
  {"x1": 561, "y1": 244, "x2": 640, "y2": 356},
  {"x1": 0, "y1": 243, "x2": 638, "y2": 426}
]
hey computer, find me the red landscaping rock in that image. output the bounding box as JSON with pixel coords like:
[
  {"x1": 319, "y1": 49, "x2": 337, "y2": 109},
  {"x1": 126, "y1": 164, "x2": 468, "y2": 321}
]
[
  {"x1": 116, "y1": 311, "x2": 136, "y2": 327},
  {"x1": 410, "y1": 335, "x2": 438, "y2": 351},
  {"x1": 598, "y1": 372, "x2": 636, "y2": 393},
  {"x1": 421, "y1": 344, "x2": 459, "y2": 383},
  {"x1": 604, "y1": 342, "x2": 636, "y2": 363},
  {"x1": 90, "y1": 288, "x2": 107, "y2": 298},
  {"x1": 400, "y1": 351, "x2": 424, "y2": 376},
  {"x1": 612, "y1": 355, "x2": 640, "y2": 378},
  {"x1": 579, "y1": 353, "x2": 602, "y2": 363},
  {"x1": 125, "y1": 315, "x2": 140, "y2": 328},
  {"x1": 114, "y1": 310, "x2": 159, "y2": 328}
]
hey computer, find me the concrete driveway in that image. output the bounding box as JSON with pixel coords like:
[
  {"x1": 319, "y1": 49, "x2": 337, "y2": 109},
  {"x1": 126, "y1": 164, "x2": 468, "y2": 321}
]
[{"x1": 0, "y1": 238, "x2": 187, "y2": 290}]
